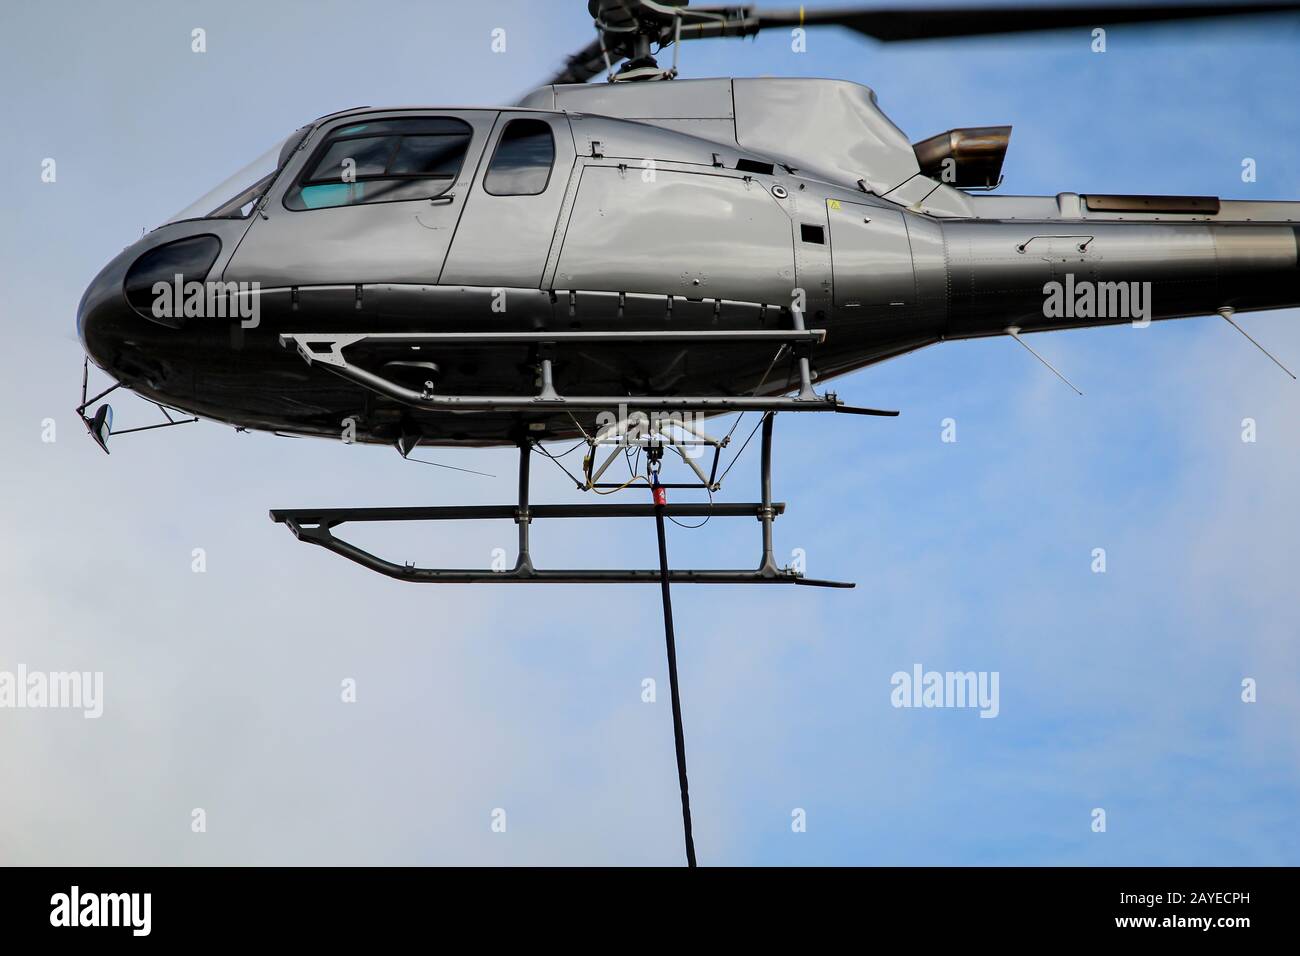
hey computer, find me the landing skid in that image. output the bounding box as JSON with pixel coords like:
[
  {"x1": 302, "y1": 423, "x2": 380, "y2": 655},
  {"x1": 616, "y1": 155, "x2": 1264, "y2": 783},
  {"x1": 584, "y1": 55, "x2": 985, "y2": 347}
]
[
  {"x1": 270, "y1": 414, "x2": 854, "y2": 588},
  {"x1": 272, "y1": 307, "x2": 892, "y2": 587}
]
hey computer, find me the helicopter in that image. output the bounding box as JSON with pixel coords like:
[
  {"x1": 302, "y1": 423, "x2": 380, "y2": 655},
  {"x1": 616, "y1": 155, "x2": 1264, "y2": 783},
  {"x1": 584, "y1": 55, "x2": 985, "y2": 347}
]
[
  {"x1": 71, "y1": 0, "x2": 1300, "y2": 870},
  {"x1": 75, "y1": 0, "x2": 1300, "y2": 588}
]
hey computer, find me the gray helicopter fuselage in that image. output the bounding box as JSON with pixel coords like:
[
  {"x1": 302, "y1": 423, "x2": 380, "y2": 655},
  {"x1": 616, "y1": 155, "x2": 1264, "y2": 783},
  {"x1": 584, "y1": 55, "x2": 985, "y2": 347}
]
[{"x1": 77, "y1": 78, "x2": 1300, "y2": 447}]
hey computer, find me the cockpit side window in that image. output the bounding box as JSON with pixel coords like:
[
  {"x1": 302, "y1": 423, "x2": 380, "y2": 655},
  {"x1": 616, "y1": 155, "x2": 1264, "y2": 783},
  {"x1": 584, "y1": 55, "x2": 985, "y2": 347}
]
[
  {"x1": 283, "y1": 117, "x2": 473, "y2": 211},
  {"x1": 484, "y1": 119, "x2": 556, "y2": 197}
]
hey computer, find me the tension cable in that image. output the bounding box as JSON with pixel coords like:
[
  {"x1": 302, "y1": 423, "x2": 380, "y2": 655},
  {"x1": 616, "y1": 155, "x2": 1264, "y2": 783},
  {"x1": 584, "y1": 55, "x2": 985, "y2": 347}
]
[{"x1": 649, "y1": 448, "x2": 697, "y2": 867}]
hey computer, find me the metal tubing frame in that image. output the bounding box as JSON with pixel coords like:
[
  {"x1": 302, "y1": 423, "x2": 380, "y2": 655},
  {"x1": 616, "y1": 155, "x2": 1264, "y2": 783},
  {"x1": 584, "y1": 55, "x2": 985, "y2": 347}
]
[
  {"x1": 268, "y1": 316, "x2": 893, "y2": 586},
  {"x1": 789, "y1": 306, "x2": 817, "y2": 401},
  {"x1": 277, "y1": 331, "x2": 899, "y2": 417},
  {"x1": 75, "y1": 357, "x2": 198, "y2": 454},
  {"x1": 282, "y1": 330, "x2": 827, "y2": 348},
  {"x1": 270, "y1": 416, "x2": 854, "y2": 587},
  {"x1": 585, "y1": 412, "x2": 723, "y2": 491}
]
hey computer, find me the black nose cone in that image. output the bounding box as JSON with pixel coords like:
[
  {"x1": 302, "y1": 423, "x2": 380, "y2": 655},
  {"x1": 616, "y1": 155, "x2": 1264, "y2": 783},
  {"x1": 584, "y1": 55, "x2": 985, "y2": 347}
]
[{"x1": 76, "y1": 250, "x2": 136, "y2": 374}]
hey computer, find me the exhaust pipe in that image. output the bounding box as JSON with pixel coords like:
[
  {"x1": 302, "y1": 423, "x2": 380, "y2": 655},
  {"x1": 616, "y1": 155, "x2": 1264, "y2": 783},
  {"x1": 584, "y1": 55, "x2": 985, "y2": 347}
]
[{"x1": 913, "y1": 126, "x2": 1011, "y2": 188}]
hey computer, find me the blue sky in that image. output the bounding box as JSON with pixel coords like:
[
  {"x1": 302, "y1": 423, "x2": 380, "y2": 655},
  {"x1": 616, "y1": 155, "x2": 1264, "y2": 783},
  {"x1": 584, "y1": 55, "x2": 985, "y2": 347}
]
[{"x1": 1, "y1": 0, "x2": 1298, "y2": 865}]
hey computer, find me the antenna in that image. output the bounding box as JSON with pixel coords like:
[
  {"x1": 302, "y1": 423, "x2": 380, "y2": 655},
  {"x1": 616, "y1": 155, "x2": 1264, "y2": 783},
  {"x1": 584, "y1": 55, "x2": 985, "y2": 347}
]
[
  {"x1": 1005, "y1": 326, "x2": 1084, "y2": 396},
  {"x1": 1217, "y1": 307, "x2": 1296, "y2": 380}
]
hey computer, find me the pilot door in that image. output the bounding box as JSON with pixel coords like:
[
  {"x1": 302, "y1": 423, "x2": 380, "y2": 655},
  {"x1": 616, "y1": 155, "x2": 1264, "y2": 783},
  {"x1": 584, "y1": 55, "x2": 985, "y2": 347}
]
[
  {"x1": 223, "y1": 110, "x2": 497, "y2": 287},
  {"x1": 440, "y1": 112, "x2": 577, "y2": 288}
]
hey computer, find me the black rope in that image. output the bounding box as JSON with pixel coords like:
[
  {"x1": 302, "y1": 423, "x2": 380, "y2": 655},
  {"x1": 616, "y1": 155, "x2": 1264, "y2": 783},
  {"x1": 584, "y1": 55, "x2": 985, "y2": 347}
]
[{"x1": 653, "y1": 478, "x2": 697, "y2": 867}]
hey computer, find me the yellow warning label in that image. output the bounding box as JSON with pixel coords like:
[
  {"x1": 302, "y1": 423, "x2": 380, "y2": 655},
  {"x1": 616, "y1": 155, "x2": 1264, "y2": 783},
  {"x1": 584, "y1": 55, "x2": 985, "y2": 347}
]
[{"x1": 827, "y1": 199, "x2": 842, "y2": 210}]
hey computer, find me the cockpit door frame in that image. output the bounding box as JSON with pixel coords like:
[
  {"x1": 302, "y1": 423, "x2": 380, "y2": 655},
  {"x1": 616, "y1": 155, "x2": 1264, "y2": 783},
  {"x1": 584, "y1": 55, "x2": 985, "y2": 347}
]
[
  {"x1": 439, "y1": 111, "x2": 578, "y2": 289},
  {"x1": 221, "y1": 109, "x2": 499, "y2": 287}
]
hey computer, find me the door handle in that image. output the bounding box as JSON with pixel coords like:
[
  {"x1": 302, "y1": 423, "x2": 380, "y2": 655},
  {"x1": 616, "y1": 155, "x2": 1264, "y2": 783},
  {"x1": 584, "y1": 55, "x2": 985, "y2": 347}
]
[{"x1": 429, "y1": 193, "x2": 455, "y2": 206}]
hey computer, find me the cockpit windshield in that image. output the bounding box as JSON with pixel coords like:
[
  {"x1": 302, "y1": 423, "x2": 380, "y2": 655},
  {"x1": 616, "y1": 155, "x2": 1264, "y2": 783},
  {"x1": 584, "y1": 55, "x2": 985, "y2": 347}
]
[{"x1": 162, "y1": 126, "x2": 311, "y2": 226}]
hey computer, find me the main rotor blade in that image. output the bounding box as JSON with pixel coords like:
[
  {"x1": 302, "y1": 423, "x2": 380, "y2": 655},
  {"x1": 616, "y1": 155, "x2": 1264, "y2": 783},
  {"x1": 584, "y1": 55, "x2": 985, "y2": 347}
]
[
  {"x1": 545, "y1": 36, "x2": 610, "y2": 86},
  {"x1": 540, "y1": 1, "x2": 1300, "y2": 89},
  {"x1": 747, "y1": 2, "x2": 1300, "y2": 43}
]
